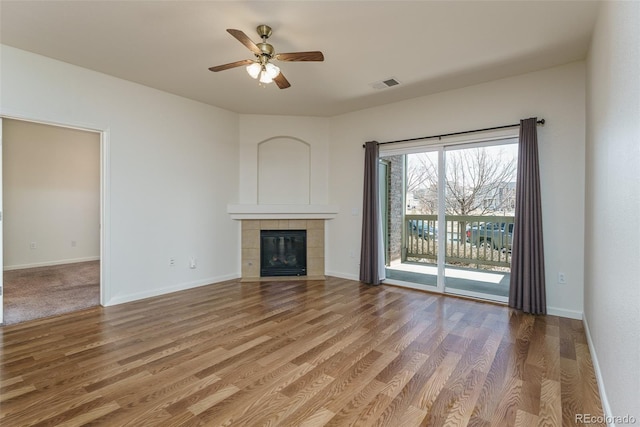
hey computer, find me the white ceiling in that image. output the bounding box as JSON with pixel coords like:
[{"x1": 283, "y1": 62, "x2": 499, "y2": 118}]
[{"x1": 0, "y1": 1, "x2": 599, "y2": 117}]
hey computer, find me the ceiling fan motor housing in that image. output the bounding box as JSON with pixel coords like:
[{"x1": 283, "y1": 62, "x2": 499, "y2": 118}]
[
  {"x1": 258, "y1": 42, "x2": 275, "y2": 58},
  {"x1": 256, "y1": 25, "x2": 275, "y2": 60}
]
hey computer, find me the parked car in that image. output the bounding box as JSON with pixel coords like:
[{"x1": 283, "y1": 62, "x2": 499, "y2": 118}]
[
  {"x1": 409, "y1": 220, "x2": 438, "y2": 240},
  {"x1": 467, "y1": 222, "x2": 513, "y2": 250}
]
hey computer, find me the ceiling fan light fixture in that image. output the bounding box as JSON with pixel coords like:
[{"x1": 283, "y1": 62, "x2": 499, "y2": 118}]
[
  {"x1": 259, "y1": 68, "x2": 274, "y2": 84},
  {"x1": 246, "y1": 62, "x2": 261, "y2": 79},
  {"x1": 265, "y1": 63, "x2": 280, "y2": 79}
]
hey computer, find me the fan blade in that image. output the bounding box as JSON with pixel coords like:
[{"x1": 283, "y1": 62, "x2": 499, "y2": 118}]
[
  {"x1": 274, "y1": 72, "x2": 291, "y2": 89},
  {"x1": 275, "y1": 51, "x2": 324, "y2": 62},
  {"x1": 209, "y1": 59, "x2": 253, "y2": 72},
  {"x1": 227, "y1": 29, "x2": 261, "y2": 55}
]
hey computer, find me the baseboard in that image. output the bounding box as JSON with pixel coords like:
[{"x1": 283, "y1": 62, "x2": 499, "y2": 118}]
[
  {"x1": 3, "y1": 256, "x2": 100, "y2": 271},
  {"x1": 325, "y1": 271, "x2": 359, "y2": 281},
  {"x1": 103, "y1": 273, "x2": 240, "y2": 306},
  {"x1": 547, "y1": 306, "x2": 583, "y2": 320},
  {"x1": 583, "y1": 314, "x2": 614, "y2": 426}
]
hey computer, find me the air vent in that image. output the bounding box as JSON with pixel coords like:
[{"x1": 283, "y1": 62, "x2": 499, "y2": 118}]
[{"x1": 369, "y1": 77, "x2": 401, "y2": 90}]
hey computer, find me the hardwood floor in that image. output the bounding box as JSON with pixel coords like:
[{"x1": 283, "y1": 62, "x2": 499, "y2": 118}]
[{"x1": 0, "y1": 277, "x2": 604, "y2": 426}]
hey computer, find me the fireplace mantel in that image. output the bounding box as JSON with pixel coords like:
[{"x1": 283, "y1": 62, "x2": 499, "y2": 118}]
[{"x1": 227, "y1": 204, "x2": 339, "y2": 220}]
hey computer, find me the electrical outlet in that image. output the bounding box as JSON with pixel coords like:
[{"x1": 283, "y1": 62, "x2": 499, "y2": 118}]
[
  {"x1": 71, "y1": 240, "x2": 77, "y2": 247},
  {"x1": 169, "y1": 257, "x2": 176, "y2": 267},
  {"x1": 189, "y1": 258, "x2": 197, "y2": 269},
  {"x1": 30, "y1": 242, "x2": 37, "y2": 250},
  {"x1": 558, "y1": 272, "x2": 566, "y2": 284}
]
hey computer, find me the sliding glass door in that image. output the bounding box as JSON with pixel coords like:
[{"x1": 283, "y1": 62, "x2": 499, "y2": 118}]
[
  {"x1": 381, "y1": 137, "x2": 518, "y2": 302},
  {"x1": 383, "y1": 150, "x2": 440, "y2": 289},
  {"x1": 442, "y1": 142, "x2": 517, "y2": 302}
]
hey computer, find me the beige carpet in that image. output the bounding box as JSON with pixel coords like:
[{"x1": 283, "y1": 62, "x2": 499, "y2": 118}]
[{"x1": 2, "y1": 261, "x2": 100, "y2": 325}]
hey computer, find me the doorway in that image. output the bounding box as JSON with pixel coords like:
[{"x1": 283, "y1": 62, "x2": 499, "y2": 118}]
[
  {"x1": 1, "y1": 118, "x2": 102, "y2": 325},
  {"x1": 381, "y1": 137, "x2": 518, "y2": 303}
]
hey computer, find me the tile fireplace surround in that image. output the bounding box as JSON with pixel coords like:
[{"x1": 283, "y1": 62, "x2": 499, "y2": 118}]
[
  {"x1": 229, "y1": 204, "x2": 338, "y2": 281},
  {"x1": 240, "y1": 219, "x2": 325, "y2": 281}
]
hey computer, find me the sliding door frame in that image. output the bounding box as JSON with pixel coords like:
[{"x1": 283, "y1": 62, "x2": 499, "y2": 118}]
[{"x1": 380, "y1": 128, "x2": 519, "y2": 299}]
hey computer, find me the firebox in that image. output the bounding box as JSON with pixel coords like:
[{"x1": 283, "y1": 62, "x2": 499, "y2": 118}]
[{"x1": 260, "y1": 230, "x2": 307, "y2": 277}]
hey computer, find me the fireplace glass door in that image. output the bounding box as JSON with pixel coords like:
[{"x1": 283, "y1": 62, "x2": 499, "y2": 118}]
[{"x1": 260, "y1": 230, "x2": 307, "y2": 277}]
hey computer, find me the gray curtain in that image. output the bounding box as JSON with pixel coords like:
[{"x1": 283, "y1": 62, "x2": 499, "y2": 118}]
[
  {"x1": 509, "y1": 117, "x2": 546, "y2": 314},
  {"x1": 360, "y1": 141, "x2": 383, "y2": 285}
]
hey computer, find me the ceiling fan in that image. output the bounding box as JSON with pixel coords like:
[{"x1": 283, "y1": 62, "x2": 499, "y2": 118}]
[{"x1": 209, "y1": 25, "x2": 324, "y2": 89}]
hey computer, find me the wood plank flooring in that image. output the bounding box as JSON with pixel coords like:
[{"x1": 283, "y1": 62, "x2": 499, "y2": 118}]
[{"x1": 0, "y1": 277, "x2": 604, "y2": 426}]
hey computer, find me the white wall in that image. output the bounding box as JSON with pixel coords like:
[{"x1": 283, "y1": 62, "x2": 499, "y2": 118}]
[
  {"x1": 3, "y1": 119, "x2": 100, "y2": 269},
  {"x1": 327, "y1": 62, "x2": 587, "y2": 319},
  {"x1": 1, "y1": 45, "x2": 240, "y2": 305},
  {"x1": 238, "y1": 115, "x2": 330, "y2": 205},
  {"x1": 585, "y1": 0, "x2": 640, "y2": 420}
]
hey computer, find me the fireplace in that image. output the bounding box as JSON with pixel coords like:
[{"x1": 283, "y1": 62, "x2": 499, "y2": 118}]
[
  {"x1": 260, "y1": 230, "x2": 307, "y2": 277},
  {"x1": 239, "y1": 219, "x2": 325, "y2": 281}
]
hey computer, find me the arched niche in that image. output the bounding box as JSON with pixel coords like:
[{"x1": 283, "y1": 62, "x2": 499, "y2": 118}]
[{"x1": 257, "y1": 137, "x2": 310, "y2": 204}]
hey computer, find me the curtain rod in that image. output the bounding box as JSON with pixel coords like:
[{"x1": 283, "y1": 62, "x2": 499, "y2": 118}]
[{"x1": 364, "y1": 118, "x2": 545, "y2": 147}]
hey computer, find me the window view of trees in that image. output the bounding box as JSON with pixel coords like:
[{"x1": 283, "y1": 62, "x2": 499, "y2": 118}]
[{"x1": 406, "y1": 144, "x2": 518, "y2": 216}]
